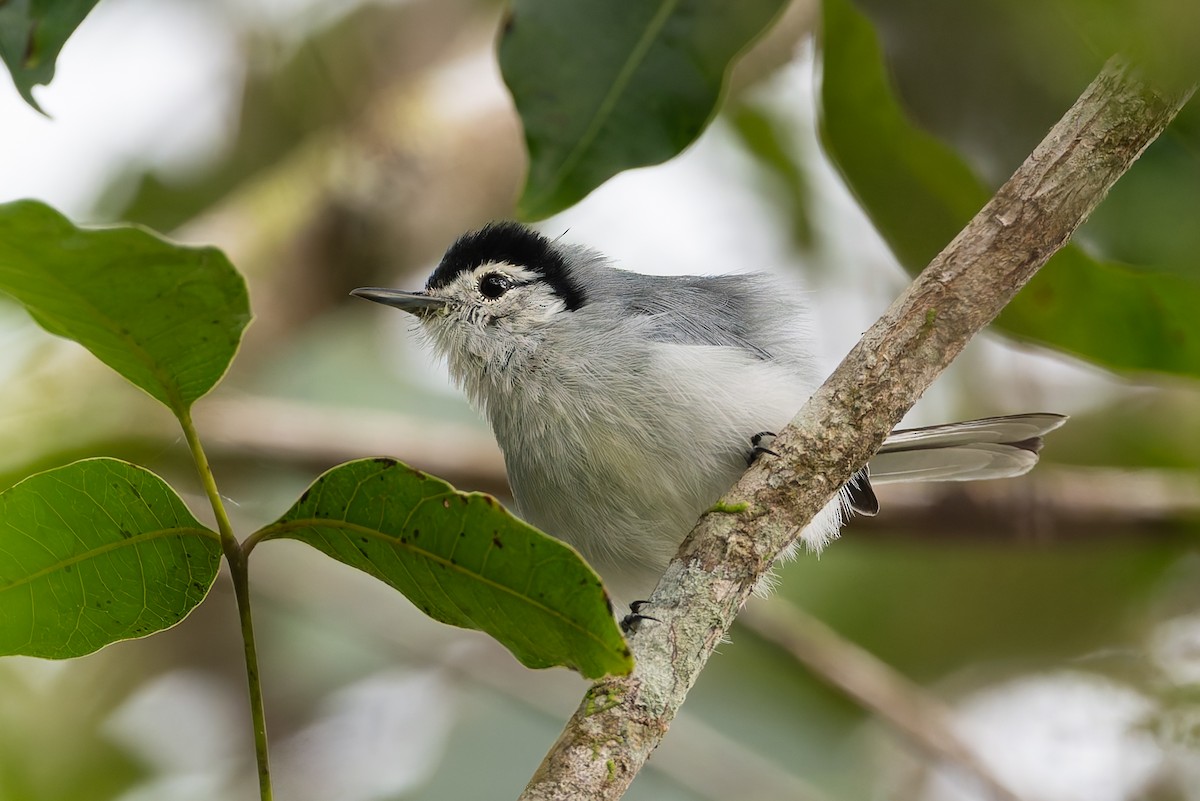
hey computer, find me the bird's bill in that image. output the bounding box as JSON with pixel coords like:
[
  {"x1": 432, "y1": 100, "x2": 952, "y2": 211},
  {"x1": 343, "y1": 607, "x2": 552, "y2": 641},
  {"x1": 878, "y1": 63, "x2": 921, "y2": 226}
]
[{"x1": 350, "y1": 287, "x2": 448, "y2": 315}]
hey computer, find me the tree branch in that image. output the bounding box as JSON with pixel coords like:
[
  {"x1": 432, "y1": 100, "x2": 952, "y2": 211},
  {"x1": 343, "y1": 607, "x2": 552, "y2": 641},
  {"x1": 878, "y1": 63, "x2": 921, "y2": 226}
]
[{"x1": 518, "y1": 58, "x2": 1194, "y2": 801}]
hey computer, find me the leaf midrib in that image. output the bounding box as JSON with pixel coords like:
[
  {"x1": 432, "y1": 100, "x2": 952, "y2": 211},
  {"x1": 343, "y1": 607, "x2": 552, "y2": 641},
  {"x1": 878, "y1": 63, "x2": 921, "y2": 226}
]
[
  {"x1": 0, "y1": 526, "x2": 219, "y2": 594},
  {"x1": 0, "y1": 225, "x2": 194, "y2": 414},
  {"x1": 260, "y1": 517, "x2": 621, "y2": 654},
  {"x1": 528, "y1": 0, "x2": 681, "y2": 207}
]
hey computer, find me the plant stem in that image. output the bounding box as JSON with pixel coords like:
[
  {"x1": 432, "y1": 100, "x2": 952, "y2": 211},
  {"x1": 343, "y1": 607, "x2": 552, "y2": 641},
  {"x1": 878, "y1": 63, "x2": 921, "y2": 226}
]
[
  {"x1": 180, "y1": 409, "x2": 273, "y2": 801},
  {"x1": 225, "y1": 542, "x2": 273, "y2": 801}
]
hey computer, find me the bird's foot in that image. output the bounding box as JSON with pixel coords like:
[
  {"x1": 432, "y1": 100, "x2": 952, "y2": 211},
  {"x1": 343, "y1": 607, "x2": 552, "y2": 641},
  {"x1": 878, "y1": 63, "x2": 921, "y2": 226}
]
[
  {"x1": 747, "y1": 431, "x2": 779, "y2": 466},
  {"x1": 620, "y1": 600, "x2": 659, "y2": 634}
]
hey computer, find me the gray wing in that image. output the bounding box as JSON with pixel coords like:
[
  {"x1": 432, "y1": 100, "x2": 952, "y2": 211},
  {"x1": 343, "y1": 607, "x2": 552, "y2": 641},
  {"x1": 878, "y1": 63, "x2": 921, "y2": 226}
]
[
  {"x1": 869, "y1": 413, "x2": 1067, "y2": 484},
  {"x1": 622, "y1": 274, "x2": 774, "y2": 354},
  {"x1": 598, "y1": 271, "x2": 817, "y2": 376}
]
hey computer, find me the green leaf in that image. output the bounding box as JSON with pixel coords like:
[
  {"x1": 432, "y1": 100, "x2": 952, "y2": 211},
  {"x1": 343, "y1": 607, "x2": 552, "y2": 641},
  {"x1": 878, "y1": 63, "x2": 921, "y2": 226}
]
[
  {"x1": 0, "y1": 458, "x2": 222, "y2": 659},
  {"x1": 0, "y1": 200, "x2": 251, "y2": 415},
  {"x1": 995, "y1": 247, "x2": 1200, "y2": 375},
  {"x1": 0, "y1": 0, "x2": 101, "y2": 113},
  {"x1": 730, "y1": 101, "x2": 816, "y2": 251},
  {"x1": 501, "y1": 0, "x2": 789, "y2": 220},
  {"x1": 817, "y1": 0, "x2": 1200, "y2": 378},
  {"x1": 253, "y1": 458, "x2": 633, "y2": 679}
]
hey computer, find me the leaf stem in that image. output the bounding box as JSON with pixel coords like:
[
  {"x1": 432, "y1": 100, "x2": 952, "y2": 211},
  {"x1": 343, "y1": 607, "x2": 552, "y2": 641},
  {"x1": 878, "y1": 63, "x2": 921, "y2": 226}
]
[
  {"x1": 180, "y1": 409, "x2": 273, "y2": 801},
  {"x1": 225, "y1": 543, "x2": 273, "y2": 801}
]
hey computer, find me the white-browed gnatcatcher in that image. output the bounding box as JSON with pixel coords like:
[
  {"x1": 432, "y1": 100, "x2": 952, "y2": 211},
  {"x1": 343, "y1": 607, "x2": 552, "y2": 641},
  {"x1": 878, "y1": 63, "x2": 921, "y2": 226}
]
[{"x1": 352, "y1": 222, "x2": 1064, "y2": 606}]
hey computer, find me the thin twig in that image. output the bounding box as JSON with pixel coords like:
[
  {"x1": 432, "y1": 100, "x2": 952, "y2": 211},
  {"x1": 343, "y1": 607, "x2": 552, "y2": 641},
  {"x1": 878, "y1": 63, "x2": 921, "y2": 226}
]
[
  {"x1": 740, "y1": 599, "x2": 1017, "y2": 801},
  {"x1": 191, "y1": 396, "x2": 507, "y2": 493},
  {"x1": 518, "y1": 58, "x2": 1194, "y2": 801}
]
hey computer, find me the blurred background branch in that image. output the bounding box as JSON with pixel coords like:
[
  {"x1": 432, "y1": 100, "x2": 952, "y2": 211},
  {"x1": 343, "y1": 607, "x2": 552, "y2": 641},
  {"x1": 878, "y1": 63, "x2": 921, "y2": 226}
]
[{"x1": 742, "y1": 599, "x2": 1020, "y2": 801}]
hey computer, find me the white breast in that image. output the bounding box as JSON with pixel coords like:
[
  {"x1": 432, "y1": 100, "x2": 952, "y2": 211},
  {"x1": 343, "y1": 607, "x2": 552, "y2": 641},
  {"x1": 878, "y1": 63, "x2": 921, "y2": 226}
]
[{"x1": 489, "y1": 339, "x2": 822, "y2": 603}]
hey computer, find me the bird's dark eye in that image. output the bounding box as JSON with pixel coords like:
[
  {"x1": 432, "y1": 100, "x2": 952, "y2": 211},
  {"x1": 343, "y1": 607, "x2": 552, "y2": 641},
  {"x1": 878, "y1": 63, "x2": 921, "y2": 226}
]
[{"x1": 478, "y1": 273, "x2": 513, "y2": 299}]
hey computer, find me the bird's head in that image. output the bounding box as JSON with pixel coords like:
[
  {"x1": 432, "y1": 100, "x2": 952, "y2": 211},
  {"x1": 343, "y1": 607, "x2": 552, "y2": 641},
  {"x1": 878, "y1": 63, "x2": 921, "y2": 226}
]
[{"x1": 352, "y1": 222, "x2": 588, "y2": 394}]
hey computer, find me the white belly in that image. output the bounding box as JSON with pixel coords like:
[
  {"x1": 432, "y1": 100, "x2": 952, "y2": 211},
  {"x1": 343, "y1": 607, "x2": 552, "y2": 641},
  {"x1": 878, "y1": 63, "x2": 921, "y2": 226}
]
[{"x1": 490, "y1": 342, "x2": 824, "y2": 603}]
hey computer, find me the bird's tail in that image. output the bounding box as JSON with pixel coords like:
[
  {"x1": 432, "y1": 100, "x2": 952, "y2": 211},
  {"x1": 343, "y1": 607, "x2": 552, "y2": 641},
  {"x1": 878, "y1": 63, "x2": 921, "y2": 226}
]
[{"x1": 848, "y1": 413, "x2": 1067, "y2": 516}]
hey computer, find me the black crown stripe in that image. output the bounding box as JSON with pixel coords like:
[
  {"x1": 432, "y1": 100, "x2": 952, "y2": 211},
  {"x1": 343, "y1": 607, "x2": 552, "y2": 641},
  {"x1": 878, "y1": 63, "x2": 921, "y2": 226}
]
[{"x1": 428, "y1": 222, "x2": 586, "y2": 311}]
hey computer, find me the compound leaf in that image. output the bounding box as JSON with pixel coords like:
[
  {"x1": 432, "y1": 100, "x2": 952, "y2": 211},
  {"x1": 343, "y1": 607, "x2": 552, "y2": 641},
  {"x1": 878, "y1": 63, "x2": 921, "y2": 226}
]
[
  {"x1": 0, "y1": 200, "x2": 251, "y2": 416},
  {"x1": 252, "y1": 458, "x2": 633, "y2": 679},
  {"x1": 0, "y1": 458, "x2": 222, "y2": 659}
]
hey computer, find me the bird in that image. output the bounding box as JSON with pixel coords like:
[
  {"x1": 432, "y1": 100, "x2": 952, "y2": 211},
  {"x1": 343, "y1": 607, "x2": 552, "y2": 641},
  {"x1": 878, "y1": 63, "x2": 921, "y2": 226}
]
[{"x1": 352, "y1": 222, "x2": 1065, "y2": 607}]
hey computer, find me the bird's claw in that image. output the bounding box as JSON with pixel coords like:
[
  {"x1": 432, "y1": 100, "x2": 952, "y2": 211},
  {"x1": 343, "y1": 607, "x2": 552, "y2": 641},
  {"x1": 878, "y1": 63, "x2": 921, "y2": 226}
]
[
  {"x1": 748, "y1": 431, "x2": 779, "y2": 466},
  {"x1": 620, "y1": 600, "x2": 659, "y2": 633}
]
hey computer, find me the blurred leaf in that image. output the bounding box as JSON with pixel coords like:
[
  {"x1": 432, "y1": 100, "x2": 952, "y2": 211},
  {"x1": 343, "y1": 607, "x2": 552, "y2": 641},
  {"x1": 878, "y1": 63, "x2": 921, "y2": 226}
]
[
  {"x1": 0, "y1": 0, "x2": 100, "y2": 112},
  {"x1": 0, "y1": 459, "x2": 221, "y2": 659},
  {"x1": 0, "y1": 200, "x2": 251, "y2": 416},
  {"x1": 817, "y1": 0, "x2": 986, "y2": 270},
  {"x1": 502, "y1": 0, "x2": 789, "y2": 220},
  {"x1": 778, "y1": 538, "x2": 1184, "y2": 680},
  {"x1": 1082, "y1": 109, "x2": 1200, "y2": 279},
  {"x1": 844, "y1": 0, "x2": 1200, "y2": 279},
  {"x1": 846, "y1": 0, "x2": 1200, "y2": 167},
  {"x1": 818, "y1": 0, "x2": 1200, "y2": 378},
  {"x1": 253, "y1": 458, "x2": 633, "y2": 679},
  {"x1": 106, "y1": 1, "x2": 418, "y2": 231},
  {"x1": 1036, "y1": 0, "x2": 1200, "y2": 88},
  {"x1": 729, "y1": 101, "x2": 816, "y2": 250},
  {"x1": 994, "y1": 248, "x2": 1200, "y2": 376},
  {"x1": 0, "y1": 658, "x2": 146, "y2": 800}
]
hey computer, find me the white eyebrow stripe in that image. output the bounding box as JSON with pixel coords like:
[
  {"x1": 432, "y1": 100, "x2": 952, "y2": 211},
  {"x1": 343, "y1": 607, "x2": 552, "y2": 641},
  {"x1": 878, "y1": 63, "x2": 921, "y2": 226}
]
[
  {"x1": 437, "y1": 263, "x2": 546, "y2": 298},
  {"x1": 488, "y1": 263, "x2": 542, "y2": 282}
]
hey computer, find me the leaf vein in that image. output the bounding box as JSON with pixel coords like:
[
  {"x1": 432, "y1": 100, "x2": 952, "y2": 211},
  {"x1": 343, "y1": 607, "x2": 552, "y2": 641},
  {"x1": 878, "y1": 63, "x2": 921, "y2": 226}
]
[
  {"x1": 532, "y1": 0, "x2": 680, "y2": 205},
  {"x1": 0, "y1": 527, "x2": 218, "y2": 595}
]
